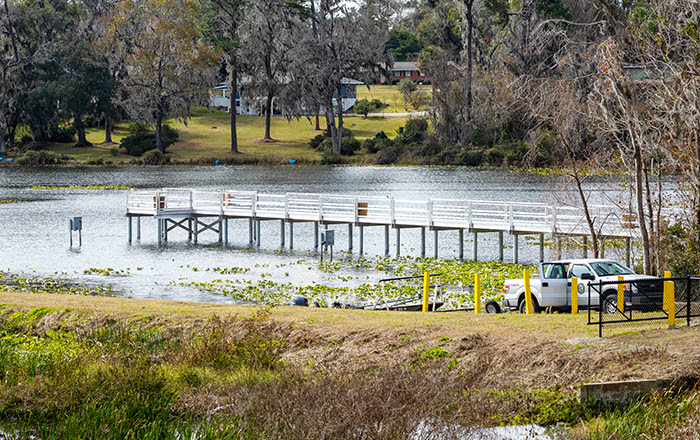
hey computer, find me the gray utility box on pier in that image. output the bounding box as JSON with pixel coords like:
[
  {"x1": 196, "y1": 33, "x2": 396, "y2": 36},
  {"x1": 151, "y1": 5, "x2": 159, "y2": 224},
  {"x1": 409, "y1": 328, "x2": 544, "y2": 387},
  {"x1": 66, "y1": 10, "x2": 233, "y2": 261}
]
[{"x1": 321, "y1": 230, "x2": 334, "y2": 246}]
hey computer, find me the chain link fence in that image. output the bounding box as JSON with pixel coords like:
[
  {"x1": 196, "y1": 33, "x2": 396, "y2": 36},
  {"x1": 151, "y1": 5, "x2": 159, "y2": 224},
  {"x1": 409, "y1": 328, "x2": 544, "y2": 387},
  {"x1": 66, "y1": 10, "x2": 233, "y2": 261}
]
[{"x1": 587, "y1": 276, "x2": 700, "y2": 337}]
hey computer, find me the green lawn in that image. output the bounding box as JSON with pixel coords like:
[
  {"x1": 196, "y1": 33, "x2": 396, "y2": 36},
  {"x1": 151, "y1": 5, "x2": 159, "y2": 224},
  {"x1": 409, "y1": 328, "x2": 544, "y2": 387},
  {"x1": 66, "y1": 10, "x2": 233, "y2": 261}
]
[
  {"x1": 357, "y1": 84, "x2": 432, "y2": 113},
  {"x1": 59, "y1": 108, "x2": 409, "y2": 164}
]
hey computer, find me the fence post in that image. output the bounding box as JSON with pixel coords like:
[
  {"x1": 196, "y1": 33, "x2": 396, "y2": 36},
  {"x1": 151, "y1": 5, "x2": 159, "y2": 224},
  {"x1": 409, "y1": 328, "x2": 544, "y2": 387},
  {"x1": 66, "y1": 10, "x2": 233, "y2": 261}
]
[
  {"x1": 571, "y1": 277, "x2": 578, "y2": 315},
  {"x1": 688, "y1": 276, "x2": 692, "y2": 327},
  {"x1": 474, "y1": 273, "x2": 481, "y2": 314},
  {"x1": 617, "y1": 275, "x2": 624, "y2": 314},
  {"x1": 664, "y1": 271, "x2": 675, "y2": 327},
  {"x1": 422, "y1": 272, "x2": 430, "y2": 312},
  {"x1": 524, "y1": 270, "x2": 533, "y2": 314},
  {"x1": 599, "y1": 280, "x2": 603, "y2": 338}
]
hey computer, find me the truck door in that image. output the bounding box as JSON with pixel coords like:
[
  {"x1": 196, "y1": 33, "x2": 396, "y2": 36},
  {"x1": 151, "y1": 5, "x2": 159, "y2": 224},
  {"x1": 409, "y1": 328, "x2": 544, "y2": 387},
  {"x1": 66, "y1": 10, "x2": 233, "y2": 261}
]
[
  {"x1": 569, "y1": 263, "x2": 595, "y2": 307},
  {"x1": 540, "y1": 263, "x2": 569, "y2": 307}
]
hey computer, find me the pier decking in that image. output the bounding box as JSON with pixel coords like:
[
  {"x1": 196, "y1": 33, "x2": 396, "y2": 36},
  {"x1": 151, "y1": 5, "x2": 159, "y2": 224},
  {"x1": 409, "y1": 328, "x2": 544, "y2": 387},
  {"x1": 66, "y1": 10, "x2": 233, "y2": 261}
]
[{"x1": 126, "y1": 189, "x2": 638, "y2": 263}]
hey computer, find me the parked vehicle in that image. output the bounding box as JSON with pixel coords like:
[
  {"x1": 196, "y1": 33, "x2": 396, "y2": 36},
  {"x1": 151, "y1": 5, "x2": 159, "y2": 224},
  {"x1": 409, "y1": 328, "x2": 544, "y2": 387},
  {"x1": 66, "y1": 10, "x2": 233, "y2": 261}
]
[{"x1": 502, "y1": 259, "x2": 662, "y2": 314}]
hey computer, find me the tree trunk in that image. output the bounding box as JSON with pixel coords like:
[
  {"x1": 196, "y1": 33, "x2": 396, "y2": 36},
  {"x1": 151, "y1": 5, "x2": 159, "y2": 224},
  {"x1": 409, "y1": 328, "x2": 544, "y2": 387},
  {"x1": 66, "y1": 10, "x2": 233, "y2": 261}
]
[
  {"x1": 104, "y1": 117, "x2": 113, "y2": 144},
  {"x1": 74, "y1": 115, "x2": 90, "y2": 147},
  {"x1": 155, "y1": 115, "x2": 163, "y2": 152},
  {"x1": 334, "y1": 82, "x2": 344, "y2": 154},
  {"x1": 0, "y1": 124, "x2": 5, "y2": 155},
  {"x1": 325, "y1": 98, "x2": 338, "y2": 154},
  {"x1": 264, "y1": 92, "x2": 273, "y2": 140},
  {"x1": 315, "y1": 109, "x2": 320, "y2": 131},
  {"x1": 230, "y1": 57, "x2": 239, "y2": 153},
  {"x1": 464, "y1": 0, "x2": 473, "y2": 121}
]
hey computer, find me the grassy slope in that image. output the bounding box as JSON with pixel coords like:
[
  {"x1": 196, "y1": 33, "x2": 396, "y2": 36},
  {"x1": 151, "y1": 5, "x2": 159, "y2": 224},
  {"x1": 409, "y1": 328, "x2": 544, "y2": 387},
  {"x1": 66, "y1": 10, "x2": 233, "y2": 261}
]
[
  {"x1": 45, "y1": 86, "x2": 415, "y2": 163},
  {"x1": 2, "y1": 290, "x2": 700, "y2": 438}
]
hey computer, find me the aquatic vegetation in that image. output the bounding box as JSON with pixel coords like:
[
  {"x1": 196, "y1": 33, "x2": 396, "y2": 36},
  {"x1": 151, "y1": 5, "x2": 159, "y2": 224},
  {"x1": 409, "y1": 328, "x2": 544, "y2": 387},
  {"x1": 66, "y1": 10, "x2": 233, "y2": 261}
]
[
  {"x1": 0, "y1": 271, "x2": 116, "y2": 297},
  {"x1": 83, "y1": 267, "x2": 129, "y2": 277},
  {"x1": 175, "y1": 255, "x2": 534, "y2": 309},
  {"x1": 29, "y1": 184, "x2": 132, "y2": 190},
  {"x1": 0, "y1": 199, "x2": 18, "y2": 204}
]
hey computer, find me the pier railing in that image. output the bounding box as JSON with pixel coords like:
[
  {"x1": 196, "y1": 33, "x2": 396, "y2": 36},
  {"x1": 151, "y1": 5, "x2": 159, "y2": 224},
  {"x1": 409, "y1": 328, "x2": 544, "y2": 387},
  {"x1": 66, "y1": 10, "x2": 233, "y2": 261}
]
[{"x1": 126, "y1": 189, "x2": 638, "y2": 238}]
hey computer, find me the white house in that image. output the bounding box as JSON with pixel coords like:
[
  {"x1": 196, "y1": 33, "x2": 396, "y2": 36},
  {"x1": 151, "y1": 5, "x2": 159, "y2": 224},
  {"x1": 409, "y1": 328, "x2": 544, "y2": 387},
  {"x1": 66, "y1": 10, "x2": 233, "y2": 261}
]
[{"x1": 209, "y1": 78, "x2": 363, "y2": 115}]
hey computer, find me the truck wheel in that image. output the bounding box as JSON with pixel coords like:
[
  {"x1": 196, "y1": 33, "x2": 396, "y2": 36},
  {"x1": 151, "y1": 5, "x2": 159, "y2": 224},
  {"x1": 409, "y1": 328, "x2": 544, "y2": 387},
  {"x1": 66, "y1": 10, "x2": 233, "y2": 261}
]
[
  {"x1": 485, "y1": 300, "x2": 501, "y2": 314},
  {"x1": 602, "y1": 292, "x2": 619, "y2": 315},
  {"x1": 519, "y1": 296, "x2": 540, "y2": 314}
]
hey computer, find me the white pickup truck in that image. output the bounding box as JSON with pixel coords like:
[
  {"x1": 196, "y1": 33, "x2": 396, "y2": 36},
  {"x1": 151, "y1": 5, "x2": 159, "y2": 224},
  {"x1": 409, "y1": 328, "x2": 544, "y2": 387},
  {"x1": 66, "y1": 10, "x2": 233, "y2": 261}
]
[{"x1": 502, "y1": 259, "x2": 662, "y2": 314}]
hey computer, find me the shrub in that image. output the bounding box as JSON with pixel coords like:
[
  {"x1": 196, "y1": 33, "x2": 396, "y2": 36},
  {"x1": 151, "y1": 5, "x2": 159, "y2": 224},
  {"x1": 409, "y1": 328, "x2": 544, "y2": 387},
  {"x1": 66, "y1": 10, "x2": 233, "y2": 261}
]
[
  {"x1": 459, "y1": 148, "x2": 484, "y2": 166},
  {"x1": 375, "y1": 146, "x2": 404, "y2": 165},
  {"x1": 370, "y1": 98, "x2": 385, "y2": 109},
  {"x1": 121, "y1": 125, "x2": 178, "y2": 156},
  {"x1": 49, "y1": 124, "x2": 76, "y2": 143},
  {"x1": 400, "y1": 118, "x2": 429, "y2": 144},
  {"x1": 353, "y1": 98, "x2": 374, "y2": 118},
  {"x1": 310, "y1": 128, "x2": 360, "y2": 155},
  {"x1": 141, "y1": 149, "x2": 168, "y2": 165},
  {"x1": 17, "y1": 150, "x2": 63, "y2": 165},
  {"x1": 320, "y1": 150, "x2": 344, "y2": 165},
  {"x1": 364, "y1": 135, "x2": 394, "y2": 154}
]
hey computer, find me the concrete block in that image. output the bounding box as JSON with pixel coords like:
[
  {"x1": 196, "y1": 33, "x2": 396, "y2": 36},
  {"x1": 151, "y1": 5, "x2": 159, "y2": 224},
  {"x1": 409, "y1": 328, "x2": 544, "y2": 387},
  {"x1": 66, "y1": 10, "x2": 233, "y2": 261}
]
[{"x1": 580, "y1": 379, "x2": 674, "y2": 404}]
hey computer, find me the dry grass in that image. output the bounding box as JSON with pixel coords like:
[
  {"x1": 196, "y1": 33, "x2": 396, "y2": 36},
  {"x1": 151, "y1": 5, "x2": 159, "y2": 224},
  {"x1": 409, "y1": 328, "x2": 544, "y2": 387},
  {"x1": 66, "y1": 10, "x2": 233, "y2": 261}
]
[{"x1": 3, "y1": 290, "x2": 700, "y2": 438}]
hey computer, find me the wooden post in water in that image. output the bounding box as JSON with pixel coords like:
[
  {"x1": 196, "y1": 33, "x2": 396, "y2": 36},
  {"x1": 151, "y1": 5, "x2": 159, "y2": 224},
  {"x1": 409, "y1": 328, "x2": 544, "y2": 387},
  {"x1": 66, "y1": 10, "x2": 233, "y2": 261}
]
[
  {"x1": 421, "y1": 227, "x2": 426, "y2": 258},
  {"x1": 280, "y1": 220, "x2": 285, "y2": 248},
  {"x1": 498, "y1": 231, "x2": 503, "y2": 261},
  {"x1": 472, "y1": 231, "x2": 478, "y2": 261},
  {"x1": 384, "y1": 225, "x2": 389, "y2": 256},
  {"x1": 289, "y1": 222, "x2": 294, "y2": 250},
  {"x1": 248, "y1": 219, "x2": 254, "y2": 246},
  {"x1": 513, "y1": 234, "x2": 519, "y2": 264},
  {"x1": 128, "y1": 217, "x2": 132, "y2": 244},
  {"x1": 314, "y1": 222, "x2": 319, "y2": 251},
  {"x1": 434, "y1": 229, "x2": 439, "y2": 259},
  {"x1": 395, "y1": 228, "x2": 401, "y2": 256},
  {"x1": 348, "y1": 224, "x2": 353, "y2": 252},
  {"x1": 359, "y1": 226, "x2": 363, "y2": 254},
  {"x1": 136, "y1": 217, "x2": 141, "y2": 240}
]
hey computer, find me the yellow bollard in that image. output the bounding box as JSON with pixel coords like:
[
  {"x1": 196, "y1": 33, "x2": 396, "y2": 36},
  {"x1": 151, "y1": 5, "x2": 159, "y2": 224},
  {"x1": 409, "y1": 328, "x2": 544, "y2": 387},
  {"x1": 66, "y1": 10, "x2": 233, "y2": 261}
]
[
  {"x1": 422, "y1": 272, "x2": 430, "y2": 312},
  {"x1": 524, "y1": 270, "x2": 533, "y2": 314},
  {"x1": 474, "y1": 273, "x2": 481, "y2": 314},
  {"x1": 617, "y1": 275, "x2": 624, "y2": 314},
  {"x1": 571, "y1": 277, "x2": 578, "y2": 315},
  {"x1": 664, "y1": 271, "x2": 675, "y2": 327}
]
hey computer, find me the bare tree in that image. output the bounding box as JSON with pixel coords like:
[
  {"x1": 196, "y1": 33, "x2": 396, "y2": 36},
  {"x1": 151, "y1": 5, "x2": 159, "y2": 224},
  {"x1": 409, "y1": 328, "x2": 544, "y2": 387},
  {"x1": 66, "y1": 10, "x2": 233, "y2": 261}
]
[
  {"x1": 204, "y1": 0, "x2": 246, "y2": 153},
  {"x1": 105, "y1": 0, "x2": 220, "y2": 152},
  {"x1": 526, "y1": 78, "x2": 604, "y2": 257},
  {"x1": 239, "y1": 0, "x2": 302, "y2": 141},
  {"x1": 291, "y1": 0, "x2": 388, "y2": 155}
]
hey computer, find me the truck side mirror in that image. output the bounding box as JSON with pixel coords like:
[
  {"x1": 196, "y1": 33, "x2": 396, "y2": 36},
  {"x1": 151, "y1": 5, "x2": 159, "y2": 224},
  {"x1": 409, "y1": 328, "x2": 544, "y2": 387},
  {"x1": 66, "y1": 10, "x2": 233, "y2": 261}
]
[{"x1": 580, "y1": 272, "x2": 594, "y2": 280}]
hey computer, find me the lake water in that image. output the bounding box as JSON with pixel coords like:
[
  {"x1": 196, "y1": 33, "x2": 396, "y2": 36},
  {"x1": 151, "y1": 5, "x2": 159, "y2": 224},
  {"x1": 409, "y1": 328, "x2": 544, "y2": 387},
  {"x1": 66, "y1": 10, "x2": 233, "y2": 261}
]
[{"x1": 0, "y1": 165, "x2": 626, "y2": 304}]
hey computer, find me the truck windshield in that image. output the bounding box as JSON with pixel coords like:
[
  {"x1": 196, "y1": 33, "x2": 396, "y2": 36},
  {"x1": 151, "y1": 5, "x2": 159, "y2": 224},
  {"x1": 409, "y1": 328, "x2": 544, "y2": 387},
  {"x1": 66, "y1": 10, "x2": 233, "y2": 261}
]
[{"x1": 590, "y1": 261, "x2": 636, "y2": 276}]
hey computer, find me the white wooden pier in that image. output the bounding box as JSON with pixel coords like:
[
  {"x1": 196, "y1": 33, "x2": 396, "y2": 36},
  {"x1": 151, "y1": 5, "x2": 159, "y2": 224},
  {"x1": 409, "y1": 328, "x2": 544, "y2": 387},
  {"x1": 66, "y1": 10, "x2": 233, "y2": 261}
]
[{"x1": 126, "y1": 189, "x2": 639, "y2": 263}]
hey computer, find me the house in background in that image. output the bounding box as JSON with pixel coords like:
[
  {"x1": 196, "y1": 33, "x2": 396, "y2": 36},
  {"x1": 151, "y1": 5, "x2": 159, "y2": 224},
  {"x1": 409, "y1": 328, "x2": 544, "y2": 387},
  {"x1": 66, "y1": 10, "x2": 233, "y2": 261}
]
[
  {"x1": 209, "y1": 78, "x2": 363, "y2": 114},
  {"x1": 377, "y1": 60, "x2": 429, "y2": 84}
]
